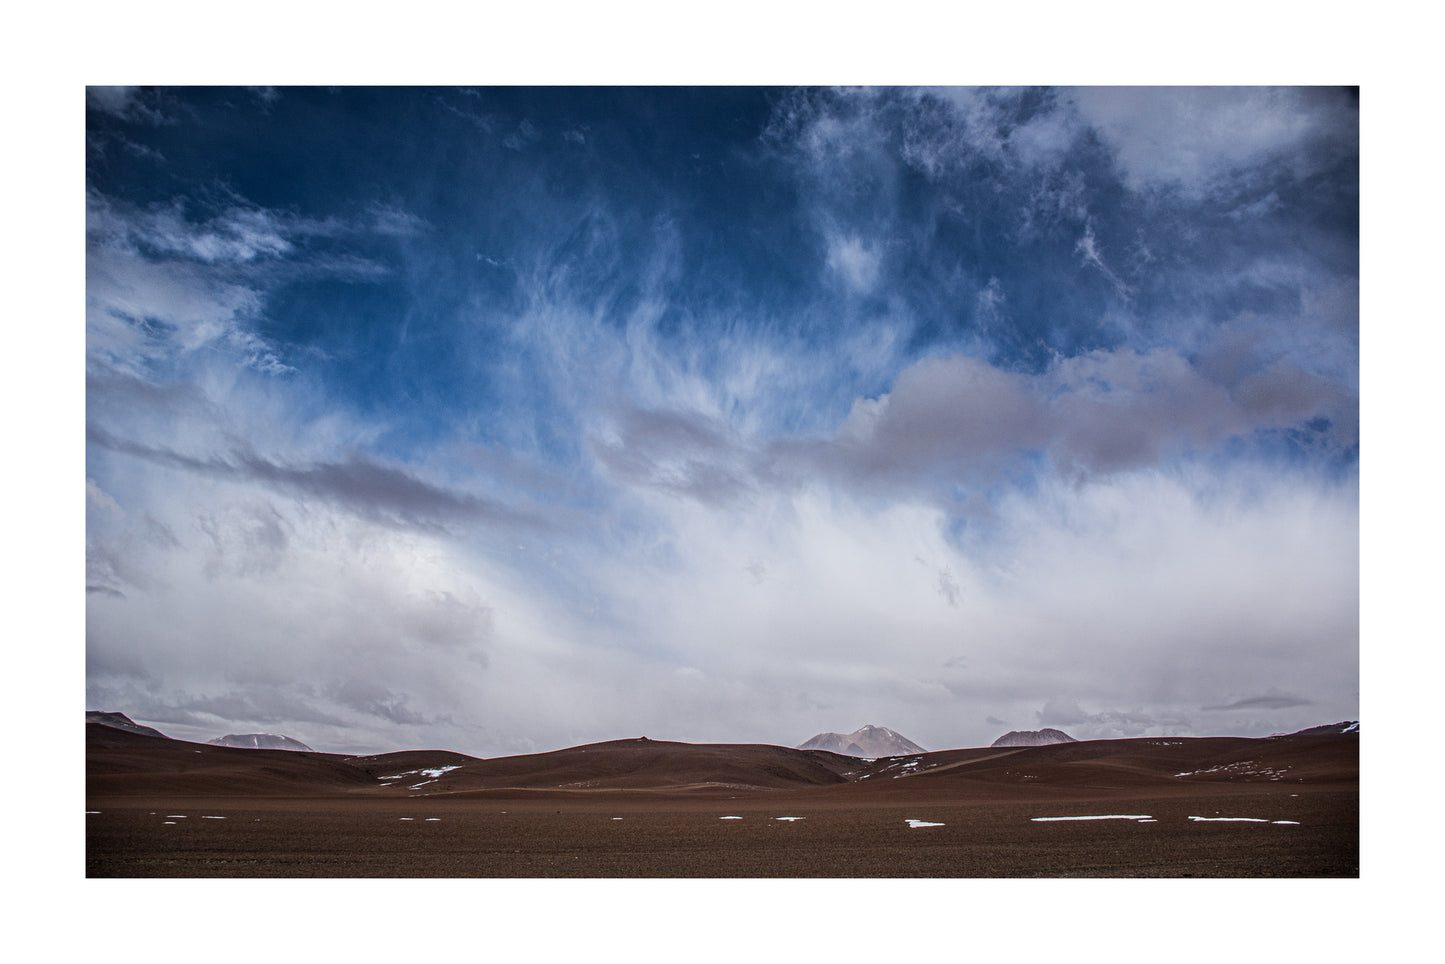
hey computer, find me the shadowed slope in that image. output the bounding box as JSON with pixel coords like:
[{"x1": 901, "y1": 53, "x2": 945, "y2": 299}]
[
  {"x1": 87, "y1": 728, "x2": 857, "y2": 798},
  {"x1": 821, "y1": 732, "x2": 1359, "y2": 803},
  {"x1": 87, "y1": 722, "x2": 381, "y2": 797},
  {"x1": 410, "y1": 738, "x2": 859, "y2": 794},
  {"x1": 87, "y1": 711, "x2": 167, "y2": 739}
]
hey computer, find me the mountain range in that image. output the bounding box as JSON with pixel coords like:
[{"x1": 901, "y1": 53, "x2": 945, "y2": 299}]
[{"x1": 84, "y1": 710, "x2": 1360, "y2": 759}]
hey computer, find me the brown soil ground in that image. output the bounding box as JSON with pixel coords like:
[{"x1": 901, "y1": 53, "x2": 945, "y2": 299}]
[{"x1": 86, "y1": 725, "x2": 1358, "y2": 877}]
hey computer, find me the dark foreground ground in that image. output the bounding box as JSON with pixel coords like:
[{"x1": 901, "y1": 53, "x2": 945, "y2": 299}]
[{"x1": 86, "y1": 726, "x2": 1358, "y2": 877}]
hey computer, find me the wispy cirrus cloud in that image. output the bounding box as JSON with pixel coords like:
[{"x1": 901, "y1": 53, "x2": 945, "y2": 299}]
[{"x1": 86, "y1": 86, "x2": 172, "y2": 125}]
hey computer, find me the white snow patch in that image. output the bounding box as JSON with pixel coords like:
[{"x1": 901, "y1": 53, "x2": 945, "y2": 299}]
[
  {"x1": 162, "y1": 821, "x2": 176, "y2": 825},
  {"x1": 905, "y1": 819, "x2": 944, "y2": 828},
  {"x1": 382, "y1": 765, "x2": 462, "y2": 781},
  {"x1": 201, "y1": 815, "x2": 226, "y2": 819},
  {"x1": 774, "y1": 816, "x2": 805, "y2": 821},
  {"x1": 1188, "y1": 816, "x2": 1269, "y2": 822},
  {"x1": 719, "y1": 815, "x2": 742, "y2": 820},
  {"x1": 425, "y1": 817, "x2": 441, "y2": 821},
  {"x1": 409, "y1": 780, "x2": 436, "y2": 789},
  {"x1": 1175, "y1": 761, "x2": 1289, "y2": 780},
  {"x1": 166, "y1": 815, "x2": 187, "y2": 819},
  {"x1": 87, "y1": 811, "x2": 100, "y2": 815},
  {"x1": 612, "y1": 817, "x2": 623, "y2": 820},
  {"x1": 400, "y1": 817, "x2": 414, "y2": 821},
  {"x1": 1031, "y1": 814, "x2": 1154, "y2": 822},
  {"x1": 1272, "y1": 820, "x2": 1301, "y2": 825}
]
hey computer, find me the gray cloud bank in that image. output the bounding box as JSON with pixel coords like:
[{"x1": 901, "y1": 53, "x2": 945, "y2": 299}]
[{"x1": 595, "y1": 345, "x2": 1355, "y2": 508}]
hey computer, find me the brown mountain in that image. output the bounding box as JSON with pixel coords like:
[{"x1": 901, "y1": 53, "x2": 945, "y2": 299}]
[
  {"x1": 1279, "y1": 721, "x2": 1359, "y2": 737},
  {"x1": 86, "y1": 711, "x2": 167, "y2": 739}
]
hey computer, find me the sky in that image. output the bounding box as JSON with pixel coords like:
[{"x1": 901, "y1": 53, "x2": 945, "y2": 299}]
[{"x1": 84, "y1": 86, "x2": 1359, "y2": 757}]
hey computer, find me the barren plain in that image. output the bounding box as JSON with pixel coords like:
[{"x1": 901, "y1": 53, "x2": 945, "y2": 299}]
[{"x1": 86, "y1": 724, "x2": 1357, "y2": 877}]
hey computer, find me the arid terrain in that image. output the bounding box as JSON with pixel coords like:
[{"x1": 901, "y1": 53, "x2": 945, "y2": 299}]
[{"x1": 86, "y1": 723, "x2": 1358, "y2": 877}]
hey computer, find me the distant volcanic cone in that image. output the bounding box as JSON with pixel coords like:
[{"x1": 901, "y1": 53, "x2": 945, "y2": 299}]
[
  {"x1": 991, "y1": 728, "x2": 1078, "y2": 747},
  {"x1": 207, "y1": 733, "x2": 314, "y2": 751},
  {"x1": 798, "y1": 725, "x2": 926, "y2": 758}
]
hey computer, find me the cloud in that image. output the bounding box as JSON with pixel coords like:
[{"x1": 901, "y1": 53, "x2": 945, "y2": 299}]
[
  {"x1": 86, "y1": 195, "x2": 287, "y2": 376},
  {"x1": 826, "y1": 235, "x2": 882, "y2": 294},
  {"x1": 1075, "y1": 222, "x2": 1132, "y2": 299},
  {"x1": 86, "y1": 492, "x2": 507, "y2": 752},
  {"x1": 87, "y1": 192, "x2": 294, "y2": 264},
  {"x1": 86, "y1": 187, "x2": 411, "y2": 380},
  {"x1": 1035, "y1": 699, "x2": 1177, "y2": 738},
  {"x1": 771, "y1": 347, "x2": 1353, "y2": 498},
  {"x1": 86, "y1": 424, "x2": 547, "y2": 533},
  {"x1": 325, "y1": 678, "x2": 435, "y2": 726},
  {"x1": 591, "y1": 406, "x2": 754, "y2": 506},
  {"x1": 87, "y1": 243, "x2": 266, "y2": 370},
  {"x1": 87, "y1": 86, "x2": 171, "y2": 124},
  {"x1": 1203, "y1": 693, "x2": 1313, "y2": 711},
  {"x1": 1068, "y1": 87, "x2": 1357, "y2": 196},
  {"x1": 562, "y1": 449, "x2": 1356, "y2": 749}
]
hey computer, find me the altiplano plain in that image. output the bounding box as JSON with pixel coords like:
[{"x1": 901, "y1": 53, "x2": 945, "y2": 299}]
[{"x1": 86, "y1": 722, "x2": 1357, "y2": 877}]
